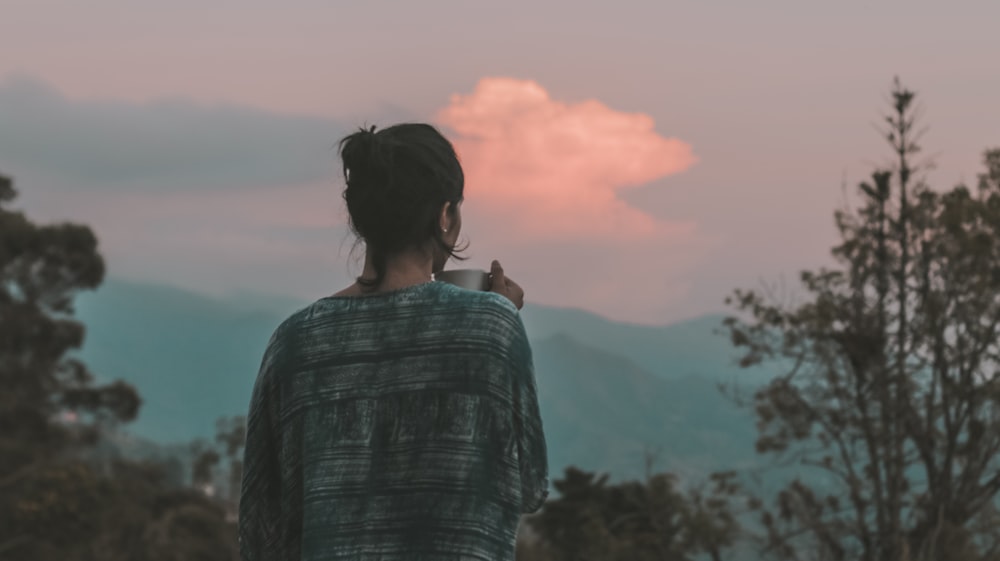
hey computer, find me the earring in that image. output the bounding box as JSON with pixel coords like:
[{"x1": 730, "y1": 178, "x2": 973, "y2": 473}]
[{"x1": 443, "y1": 228, "x2": 448, "y2": 233}]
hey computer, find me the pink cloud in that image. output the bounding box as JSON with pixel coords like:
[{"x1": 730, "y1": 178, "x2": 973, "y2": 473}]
[
  {"x1": 429, "y1": 78, "x2": 715, "y2": 324},
  {"x1": 436, "y1": 77, "x2": 697, "y2": 242},
  {"x1": 15, "y1": 78, "x2": 710, "y2": 324}
]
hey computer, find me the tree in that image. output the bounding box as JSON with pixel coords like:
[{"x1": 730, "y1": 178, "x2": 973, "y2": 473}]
[
  {"x1": 0, "y1": 174, "x2": 239, "y2": 560},
  {"x1": 86, "y1": 458, "x2": 239, "y2": 561},
  {"x1": 0, "y1": 173, "x2": 143, "y2": 557},
  {"x1": 215, "y1": 415, "x2": 247, "y2": 517},
  {"x1": 188, "y1": 415, "x2": 246, "y2": 511},
  {"x1": 723, "y1": 78, "x2": 1000, "y2": 560},
  {"x1": 522, "y1": 458, "x2": 742, "y2": 561},
  {"x1": 0, "y1": 173, "x2": 142, "y2": 452}
]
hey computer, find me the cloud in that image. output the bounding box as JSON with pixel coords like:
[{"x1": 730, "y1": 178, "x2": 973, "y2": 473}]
[
  {"x1": 2, "y1": 74, "x2": 711, "y2": 324},
  {"x1": 432, "y1": 77, "x2": 712, "y2": 324},
  {"x1": 436, "y1": 77, "x2": 697, "y2": 242},
  {"x1": 0, "y1": 75, "x2": 344, "y2": 191},
  {"x1": 21, "y1": 182, "x2": 355, "y2": 303}
]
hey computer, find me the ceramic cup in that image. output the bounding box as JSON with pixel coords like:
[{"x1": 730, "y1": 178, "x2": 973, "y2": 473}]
[{"x1": 434, "y1": 268, "x2": 490, "y2": 291}]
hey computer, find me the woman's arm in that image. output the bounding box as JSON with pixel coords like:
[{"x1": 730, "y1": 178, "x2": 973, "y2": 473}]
[
  {"x1": 238, "y1": 327, "x2": 287, "y2": 560},
  {"x1": 509, "y1": 313, "x2": 550, "y2": 514}
]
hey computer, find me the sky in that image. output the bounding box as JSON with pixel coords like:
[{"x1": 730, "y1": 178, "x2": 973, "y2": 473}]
[{"x1": 2, "y1": 0, "x2": 999, "y2": 325}]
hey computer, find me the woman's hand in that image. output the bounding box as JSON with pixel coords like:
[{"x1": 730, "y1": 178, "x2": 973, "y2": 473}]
[{"x1": 488, "y1": 260, "x2": 524, "y2": 310}]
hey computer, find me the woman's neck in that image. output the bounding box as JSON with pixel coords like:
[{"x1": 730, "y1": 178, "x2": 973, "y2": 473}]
[{"x1": 357, "y1": 246, "x2": 434, "y2": 292}]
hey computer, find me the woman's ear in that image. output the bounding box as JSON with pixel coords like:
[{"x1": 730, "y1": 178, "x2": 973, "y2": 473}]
[{"x1": 439, "y1": 201, "x2": 453, "y2": 233}]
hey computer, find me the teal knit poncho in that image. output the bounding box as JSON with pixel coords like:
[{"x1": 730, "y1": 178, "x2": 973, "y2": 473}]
[{"x1": 239, "y1": 281, "x2": 549, "y2": 561}]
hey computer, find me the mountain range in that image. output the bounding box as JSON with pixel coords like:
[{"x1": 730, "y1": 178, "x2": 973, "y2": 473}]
[{"x1": 73, "y1": 279, "x2": 777, "y2": 485}]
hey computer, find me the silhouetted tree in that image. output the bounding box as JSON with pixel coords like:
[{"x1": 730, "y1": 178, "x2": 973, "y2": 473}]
[
  {"x1": 215, "y1": 415, "x2": 246, "y2": 516},
  {"x1": 528, "y1": 467, "x2": 617, "y2": 560},
  {"x1": 0, "y1": 173, "x2": 141, "y2": 557},
  {"x1": 0, "y1": 174, "x2": 238, "y2": 560},
  {"x1": 190, "y1": 438, "x2": 221, "y2": 492},
  {"x1": 523, "y1": 461, "x2": 742, "y2": 561},
  {"x1": 187, "y1": 415, "x2": 246, "y2": 521},
  {"x1": 724, "y1": 78, "x2": 1000, "y2": 560}
]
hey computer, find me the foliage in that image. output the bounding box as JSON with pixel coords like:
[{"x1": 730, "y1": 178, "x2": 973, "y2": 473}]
[
  {"x1": 724, "y1": 78, "x2": 1000, "y2": 560},
  {"x1": 0, "y1": 174, "x2": 238, "y2": 560},
  {"x1": 521, "y1": 458, "x2": 743, "y2": 561}
]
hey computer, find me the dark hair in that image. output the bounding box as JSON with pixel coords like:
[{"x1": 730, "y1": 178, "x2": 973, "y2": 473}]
[{"x1": 339, "y1": 123, "x2": 467, "y2": 290}]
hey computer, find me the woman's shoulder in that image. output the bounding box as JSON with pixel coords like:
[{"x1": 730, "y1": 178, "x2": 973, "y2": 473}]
[
  {"x1": 433, "y1": 285, "x2": 528, "y2": 347},
  {"x1": 433, "y1": 282, "x2": 519, "y2": 317},
  {"x1": 264, "y1": 302, "x2": 315, "y2": 343},
  {"x1": 265, "y1": 282, "x2": 523, "y2": 340}
]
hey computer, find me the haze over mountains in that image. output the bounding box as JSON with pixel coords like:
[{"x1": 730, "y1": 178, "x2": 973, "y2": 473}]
[{"x1": 75, "y1": 279, "x2": 777, "y2": 484}]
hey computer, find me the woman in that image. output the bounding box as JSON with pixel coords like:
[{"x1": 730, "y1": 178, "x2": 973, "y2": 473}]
[{"x1": 238, "y1": 123, "x2": 549, "y2": 560}]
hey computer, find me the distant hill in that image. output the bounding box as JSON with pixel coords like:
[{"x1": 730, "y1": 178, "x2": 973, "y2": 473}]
[
  {"x1": 520, "y1": 304, "x2": 773, "y2": 384},
  {"x1": 74, "y1": 279, "x2": 772, "y2": 484},
  {"x1": 532, "y1": 334, "x2": 759, "y2": 482},
  {"x1": 75, "y1": 280, "x2": 279, "y2": 443}
]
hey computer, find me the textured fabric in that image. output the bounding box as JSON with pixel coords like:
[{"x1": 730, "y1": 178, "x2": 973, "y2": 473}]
[{"x1": 239, "y1": 281, "x2": 549, "y2": 561}]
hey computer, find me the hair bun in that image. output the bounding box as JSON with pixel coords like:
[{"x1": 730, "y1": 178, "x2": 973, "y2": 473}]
[{"x1": 341, "y1": 125, "x2": 383, "y2": 184}]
